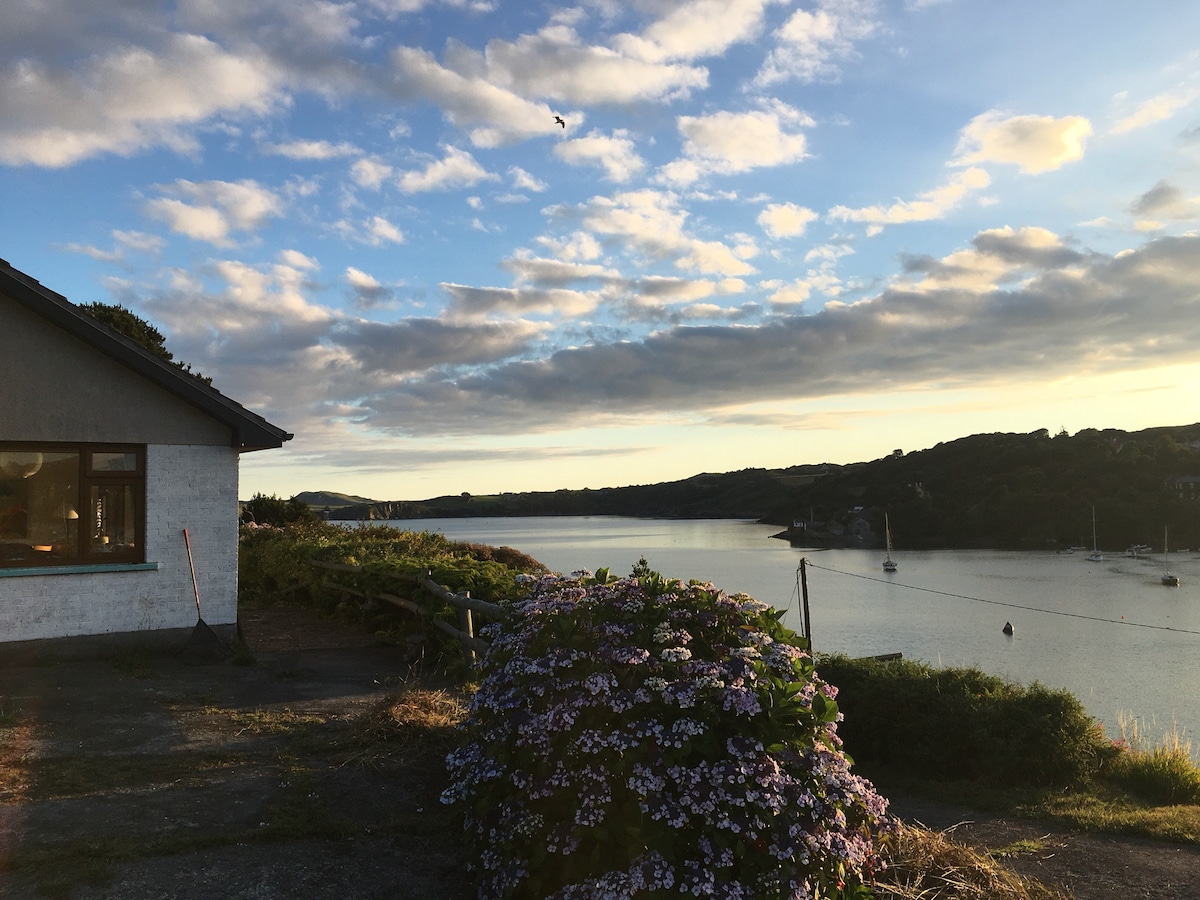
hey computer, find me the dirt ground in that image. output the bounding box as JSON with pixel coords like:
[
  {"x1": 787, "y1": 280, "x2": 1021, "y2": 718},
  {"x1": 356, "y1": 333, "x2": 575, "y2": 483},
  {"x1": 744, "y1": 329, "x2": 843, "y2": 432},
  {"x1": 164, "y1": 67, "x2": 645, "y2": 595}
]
[
  {"x1": 1, "y1": 603, "x2": 1198, "y2": 899},
  {"x1": 0, "y1": 603, "x2": 473, "y2": 899}
]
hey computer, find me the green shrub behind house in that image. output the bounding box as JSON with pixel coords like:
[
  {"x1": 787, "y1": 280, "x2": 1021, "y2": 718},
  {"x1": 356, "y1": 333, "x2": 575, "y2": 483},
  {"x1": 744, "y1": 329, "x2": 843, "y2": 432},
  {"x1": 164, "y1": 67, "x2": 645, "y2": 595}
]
[{"x1": 237, "y1": 521, "x2": 545, "y2": 663}]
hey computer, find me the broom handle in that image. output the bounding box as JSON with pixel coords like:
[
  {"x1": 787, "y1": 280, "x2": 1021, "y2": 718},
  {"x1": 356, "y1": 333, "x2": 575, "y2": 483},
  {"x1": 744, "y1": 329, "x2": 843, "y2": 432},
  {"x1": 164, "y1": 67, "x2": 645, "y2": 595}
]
[{"x1": 183, "y1": 528, "x2": 202, "y2": 616}]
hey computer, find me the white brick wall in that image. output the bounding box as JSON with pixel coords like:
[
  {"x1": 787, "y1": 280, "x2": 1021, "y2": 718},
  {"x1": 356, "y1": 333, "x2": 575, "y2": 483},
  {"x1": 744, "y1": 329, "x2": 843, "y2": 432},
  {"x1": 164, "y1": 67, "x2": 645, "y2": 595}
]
[{"x1": 0, "y1": 444, "x2": 241, "y2": 643}]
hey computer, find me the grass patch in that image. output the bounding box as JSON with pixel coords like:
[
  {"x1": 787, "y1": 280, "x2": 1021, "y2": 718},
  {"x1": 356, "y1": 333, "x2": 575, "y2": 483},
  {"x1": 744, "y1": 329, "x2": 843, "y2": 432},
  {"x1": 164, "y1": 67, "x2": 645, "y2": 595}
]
[
  {"x1": 1106, "y1": 714, "x2": 1200, "y2": 805},
  {"x1": 0, "y1": 720, "x2": 36, "y2": 799},
  {"x1": 989, "y1": 837, "x2": 1050, "y2": 860},
  {"x1": 27, "y1": 751, "x2": 249, "y2": 799},
  {"x1": 215, "y1": 706, "x2": 331, "y2": 736},
  {"x1": 1030, "y1": 791, "x2": 1200, "y2": 843}
]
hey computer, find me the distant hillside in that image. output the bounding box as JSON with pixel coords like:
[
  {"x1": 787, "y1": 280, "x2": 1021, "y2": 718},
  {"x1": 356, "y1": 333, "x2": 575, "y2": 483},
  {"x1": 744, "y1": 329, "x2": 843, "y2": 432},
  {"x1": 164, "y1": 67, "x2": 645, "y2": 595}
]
[
  {"x1": 311, "y1": 423, "x2": 1200, "y2": 551},
  {"x1": 293, "y1": 490, "x2": 378, "y2": 509}
]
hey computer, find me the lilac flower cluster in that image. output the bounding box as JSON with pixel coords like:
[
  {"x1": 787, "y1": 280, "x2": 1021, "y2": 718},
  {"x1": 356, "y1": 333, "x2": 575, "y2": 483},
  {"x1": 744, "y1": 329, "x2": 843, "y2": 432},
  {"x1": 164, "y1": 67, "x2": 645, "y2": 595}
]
[{"x1": 443, "y1": 571, "x2": 894, "y2": 899}]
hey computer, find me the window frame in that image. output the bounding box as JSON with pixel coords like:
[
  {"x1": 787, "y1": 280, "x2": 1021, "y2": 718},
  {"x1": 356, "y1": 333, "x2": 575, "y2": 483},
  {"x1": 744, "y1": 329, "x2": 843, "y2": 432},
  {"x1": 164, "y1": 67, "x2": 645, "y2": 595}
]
[{"x1": 0, "y1": 442, "x2": 146, "y2": 569}]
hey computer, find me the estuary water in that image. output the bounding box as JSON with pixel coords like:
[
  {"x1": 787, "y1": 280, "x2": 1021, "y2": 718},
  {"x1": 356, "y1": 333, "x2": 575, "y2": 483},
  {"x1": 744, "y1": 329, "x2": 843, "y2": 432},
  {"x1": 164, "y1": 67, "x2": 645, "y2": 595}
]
[{"x1": 381, "y1": 516, "x2": 1200, "y2": 747}]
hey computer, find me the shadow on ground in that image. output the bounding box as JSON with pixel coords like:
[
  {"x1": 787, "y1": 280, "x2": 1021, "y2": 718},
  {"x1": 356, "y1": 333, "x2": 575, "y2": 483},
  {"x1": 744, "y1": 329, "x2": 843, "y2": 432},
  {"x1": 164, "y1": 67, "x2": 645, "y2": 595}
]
[{"x1": 0, "y1": 603, "x2": 473, "y2": 899}]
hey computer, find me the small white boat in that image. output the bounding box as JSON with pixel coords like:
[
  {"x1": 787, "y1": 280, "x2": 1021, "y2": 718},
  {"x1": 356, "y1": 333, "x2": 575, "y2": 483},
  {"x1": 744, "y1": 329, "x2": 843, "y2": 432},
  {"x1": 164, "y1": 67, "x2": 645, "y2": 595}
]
[
  {"x1": 1162, "y1": 527, "x2": 1180, "y2": 587},
  {"x1": 883, "y1": 513, "x2": 897, "y2": 572}
]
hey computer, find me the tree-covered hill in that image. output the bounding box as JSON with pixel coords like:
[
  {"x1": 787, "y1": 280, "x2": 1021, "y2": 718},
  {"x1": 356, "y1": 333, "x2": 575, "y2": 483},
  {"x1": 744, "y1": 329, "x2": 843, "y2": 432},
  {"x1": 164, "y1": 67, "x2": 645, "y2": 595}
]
[
  {"x1": 783, "y1": 425, "x2": 1200, "y2": 550},
  {"x1": 318, "y1": 423, "x2": 1200, "y2": 551}
]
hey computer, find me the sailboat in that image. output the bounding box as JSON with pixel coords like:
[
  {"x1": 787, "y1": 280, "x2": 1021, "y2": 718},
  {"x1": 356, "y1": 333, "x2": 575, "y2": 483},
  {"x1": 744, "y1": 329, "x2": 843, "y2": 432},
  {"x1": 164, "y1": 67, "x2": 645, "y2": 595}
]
[
  {"x1": 1162, "y1": 527, "x2": 1180, "y2": 587},
  {"x1": 1086, "y1": 507, "x2": 1104, "y2": 562},
  {"x1": 882, "y1": 513, "x2": 898, "y2": 572}
]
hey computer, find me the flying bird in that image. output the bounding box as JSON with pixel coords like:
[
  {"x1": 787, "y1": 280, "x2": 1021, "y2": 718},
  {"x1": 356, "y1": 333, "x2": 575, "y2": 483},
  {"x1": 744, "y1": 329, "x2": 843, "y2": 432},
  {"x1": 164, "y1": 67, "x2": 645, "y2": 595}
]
[{"x1": 554, "y1": 116, "x2": 566, "y2": 128}]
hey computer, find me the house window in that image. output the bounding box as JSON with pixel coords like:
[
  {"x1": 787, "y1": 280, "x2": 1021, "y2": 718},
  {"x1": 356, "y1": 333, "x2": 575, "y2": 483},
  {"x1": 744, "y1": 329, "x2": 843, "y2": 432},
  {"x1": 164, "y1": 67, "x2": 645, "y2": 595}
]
[{"x1": 0, "y1": 444, "x2": 145, "y2": 568}]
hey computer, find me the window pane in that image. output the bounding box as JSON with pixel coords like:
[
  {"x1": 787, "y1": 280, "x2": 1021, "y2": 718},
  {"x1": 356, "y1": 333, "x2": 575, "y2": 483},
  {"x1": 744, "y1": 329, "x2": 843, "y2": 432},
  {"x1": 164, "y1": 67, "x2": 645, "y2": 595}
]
[
  {"x1": 91, "y1": 451, "x2": 138, "y2": 472},
  {"x1": 89, "y1": 484, "x2": 137, "y2": 554},
  {"x1": 0, "y1": 451, "x2": 79, "y2": 564}
]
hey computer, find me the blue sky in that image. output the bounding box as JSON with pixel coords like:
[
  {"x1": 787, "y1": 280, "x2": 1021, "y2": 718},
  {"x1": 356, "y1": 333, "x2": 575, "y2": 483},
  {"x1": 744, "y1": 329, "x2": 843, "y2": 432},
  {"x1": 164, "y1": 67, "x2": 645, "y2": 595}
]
[{"x1": 4, "y1": 0, "x2": 1200, "y2": 501}]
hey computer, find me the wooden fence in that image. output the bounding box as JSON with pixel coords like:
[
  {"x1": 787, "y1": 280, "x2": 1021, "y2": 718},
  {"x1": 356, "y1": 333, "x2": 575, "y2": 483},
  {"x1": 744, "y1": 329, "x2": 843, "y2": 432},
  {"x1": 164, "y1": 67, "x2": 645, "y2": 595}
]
[
  {"x1": 310, "y1": 560, "x2": 505, "y2": 664},
  {"x1": 308, "y1": 560, "x2": 900, "y2": 666}
]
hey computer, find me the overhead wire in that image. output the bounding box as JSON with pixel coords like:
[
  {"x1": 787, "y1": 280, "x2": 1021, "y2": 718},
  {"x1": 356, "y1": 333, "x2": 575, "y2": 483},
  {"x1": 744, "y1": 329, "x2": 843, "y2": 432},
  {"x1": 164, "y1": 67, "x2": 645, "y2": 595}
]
[{"x1": 800, "y1": 559, "x2": 1200, "y2": 637}]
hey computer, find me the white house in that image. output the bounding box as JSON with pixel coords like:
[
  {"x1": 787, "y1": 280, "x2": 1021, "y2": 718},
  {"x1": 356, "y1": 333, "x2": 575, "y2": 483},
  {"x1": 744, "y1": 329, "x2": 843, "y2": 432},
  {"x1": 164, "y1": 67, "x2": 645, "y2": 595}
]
[{"x1": 0, "y1": 258, "x2": 291, "y2": 653}]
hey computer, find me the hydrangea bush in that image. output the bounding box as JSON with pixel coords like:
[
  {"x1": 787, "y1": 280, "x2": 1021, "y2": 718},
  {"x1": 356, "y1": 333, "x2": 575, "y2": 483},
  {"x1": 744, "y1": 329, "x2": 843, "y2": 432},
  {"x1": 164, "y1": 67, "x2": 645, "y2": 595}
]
[{"x1": 442, "y1": 570, "x2": 894, "y2": 899}]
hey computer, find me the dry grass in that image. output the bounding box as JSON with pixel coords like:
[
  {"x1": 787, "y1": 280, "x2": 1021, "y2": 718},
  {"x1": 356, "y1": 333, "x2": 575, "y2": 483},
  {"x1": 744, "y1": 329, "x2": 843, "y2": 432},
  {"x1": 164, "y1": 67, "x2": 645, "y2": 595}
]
[
  {"x1": 345, "y1": 684, "x2": 467, "y2": 769},
  {"x1": 875, "y1": 824, "x2": 1071, "y2": 900}
]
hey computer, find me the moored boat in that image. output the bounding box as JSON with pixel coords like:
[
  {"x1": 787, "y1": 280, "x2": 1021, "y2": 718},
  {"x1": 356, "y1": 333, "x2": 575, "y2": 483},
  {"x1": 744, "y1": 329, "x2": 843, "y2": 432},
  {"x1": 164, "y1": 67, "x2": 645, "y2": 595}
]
[
  {"x1": 883, "y1": 513, "x2": 897, "y2": 572},
  {"x1": 1162, "y1": 527, "x2": 1180, "y2": 587},
  {"x1": 1086, "y1": 507, "x2": 1104, "y2": 562}
]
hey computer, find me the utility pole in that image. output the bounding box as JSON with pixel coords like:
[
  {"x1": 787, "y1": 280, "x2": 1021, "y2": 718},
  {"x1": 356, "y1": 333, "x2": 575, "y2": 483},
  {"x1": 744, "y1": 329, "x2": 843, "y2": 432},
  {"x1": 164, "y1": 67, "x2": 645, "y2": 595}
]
[{"x1": 798, "y1": 558, "x2": 812, "y2": 651}]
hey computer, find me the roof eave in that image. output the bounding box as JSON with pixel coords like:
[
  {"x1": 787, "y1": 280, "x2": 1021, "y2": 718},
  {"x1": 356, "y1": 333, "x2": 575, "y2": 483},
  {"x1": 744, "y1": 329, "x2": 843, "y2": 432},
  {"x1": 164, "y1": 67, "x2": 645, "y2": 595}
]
[{"x1": 1, "y1": 258, "x2": 293, "y2": 452}]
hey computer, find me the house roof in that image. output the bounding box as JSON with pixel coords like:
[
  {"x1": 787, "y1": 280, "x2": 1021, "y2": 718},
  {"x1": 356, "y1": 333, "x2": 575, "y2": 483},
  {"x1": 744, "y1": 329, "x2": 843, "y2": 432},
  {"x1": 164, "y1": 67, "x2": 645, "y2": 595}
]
[{"x1": 1, "y1": 258, "x2": 292, "y2": 452}]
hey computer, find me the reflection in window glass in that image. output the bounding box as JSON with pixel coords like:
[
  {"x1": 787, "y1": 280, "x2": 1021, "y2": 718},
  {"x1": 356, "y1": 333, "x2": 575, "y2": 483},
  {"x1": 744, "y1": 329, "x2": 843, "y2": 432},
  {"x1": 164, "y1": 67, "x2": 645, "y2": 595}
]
[
  {"x1": 0, "y1": 451, "x2": 79, "y2": 564},
  {"x1": 89, "y1": 484, "x2": 137, "y2": 554},
  {"x1": 91, "y1": 452, "x2": 138, "y2": 472}
]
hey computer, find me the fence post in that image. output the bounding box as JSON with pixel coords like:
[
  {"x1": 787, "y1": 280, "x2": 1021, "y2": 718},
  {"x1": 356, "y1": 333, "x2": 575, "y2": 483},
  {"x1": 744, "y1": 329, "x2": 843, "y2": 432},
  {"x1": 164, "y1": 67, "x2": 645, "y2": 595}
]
[{"x1": 458, "y1": 591, "x2": 476, "y2": 666}]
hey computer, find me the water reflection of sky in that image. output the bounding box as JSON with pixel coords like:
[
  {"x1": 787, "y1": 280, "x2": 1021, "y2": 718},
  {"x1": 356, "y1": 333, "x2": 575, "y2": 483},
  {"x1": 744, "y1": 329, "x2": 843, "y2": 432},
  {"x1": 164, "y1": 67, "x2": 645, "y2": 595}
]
[{"x1": 385, "y1": 517, "x2": 1200, "y2": 747}]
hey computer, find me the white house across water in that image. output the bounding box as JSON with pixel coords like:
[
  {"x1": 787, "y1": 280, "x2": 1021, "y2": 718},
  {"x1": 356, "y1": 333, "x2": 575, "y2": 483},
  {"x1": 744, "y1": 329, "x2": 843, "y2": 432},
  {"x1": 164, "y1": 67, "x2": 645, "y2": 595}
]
[{"x1": 0, "y1": 258, "x2": 291, "y2": 654}]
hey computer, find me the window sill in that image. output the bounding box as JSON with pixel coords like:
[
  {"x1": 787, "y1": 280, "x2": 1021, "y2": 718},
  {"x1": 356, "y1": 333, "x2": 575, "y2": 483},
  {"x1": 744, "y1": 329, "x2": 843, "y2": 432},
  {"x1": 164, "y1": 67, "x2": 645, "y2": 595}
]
[{"x1": 0, "y1": 562, "x2": 159, "y2": 578}]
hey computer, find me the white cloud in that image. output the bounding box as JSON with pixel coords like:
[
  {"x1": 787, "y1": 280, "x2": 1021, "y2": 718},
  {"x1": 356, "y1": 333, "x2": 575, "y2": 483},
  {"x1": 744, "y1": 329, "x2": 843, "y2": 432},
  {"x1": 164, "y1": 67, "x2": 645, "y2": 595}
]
[
  {"x1": 351, "y1": 157, "x2": 394, "y2": 189},
  {"x1": 346, "y1": 266, "x2": 382, "y2": 290},
  {"x1": 758, "y1": 202, "x2": 818, "y2": 239},
  {"x1": 569, "y1": 189, "x2": 757, "y2": 277},
  {"x1": 1110, "y1": 87, "x2": 1200, "y2": 135},
  {"x1": 666, "y1": 103, "x2": 812, "y2": 183},
  {"x1": 553, "y1": 129, "x2": 646, "y2": 182},
  {"x1": 896, "y1": 225, "x2": 1084, "y2": 293},
  {"x1": 367, "y1": 216, "x2": 406, "y2": 244},
  {"x1": 458, "y1": 25, "x2": 709, "y2": 107},
  {"x1": 349, "y1": 233, "x2": 1200, "y2": 435},
  {"x1": 536, "y1": 230, "x2": 604, "y2": 262},
  {"x1": 144, "y1": 179, "x2": 284, "y2": 246},
  {"x1": 679, "y1": 239, "x2": 759, "y2": 276},
  {"x1": 509, "y1": 166, "x2": 549, "y2": 192},
  {"x1": 389, "y1": 45, "x2": 563, "y2": 148},
  {"x1": 0, "y1": 34, "x2": 280, "y2": 167},
  {"x1": 828, "y1": 167, "x2": 991, "y2": 232},
  {"x1": 442, "y1": 282, "x2": 603, "y2": 318},
  {"x1": 755, "y1": 0, "x2": 878, "y2": 86},
  {"x1": 952, "y1": 110, "x2": 1092, "y2": 174},
  {"x1": 279, "y1": 248, "x2": 319, "y2": 270},
  {"x1": 113, "y1": 230, "x2": 166, "y2": 254},
  {"x1": 502, "y1": 252, "x2": 621, "y2": 287},
  {"x1": 765, "y1": 278, "x2": 812, "y2": 306},
  {"x1": 262, "y1": 138, "x2": 359, "y2": 160},
  {"x1": 397, "y1": 145, "x2": 498, "y2": 192},
  {"x1": 333, "y1": 215, "x2": 409, "y2": 246},
  {"x1": 614, "y1": 0, "x2": 777, "y2": 63}
]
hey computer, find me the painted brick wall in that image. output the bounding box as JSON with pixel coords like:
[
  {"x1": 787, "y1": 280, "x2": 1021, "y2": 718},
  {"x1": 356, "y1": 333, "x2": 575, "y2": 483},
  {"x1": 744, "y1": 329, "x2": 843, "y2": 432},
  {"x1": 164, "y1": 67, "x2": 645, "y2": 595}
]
[{"x1": 0, "y1": 444, "x2": 240, "y2": 643}]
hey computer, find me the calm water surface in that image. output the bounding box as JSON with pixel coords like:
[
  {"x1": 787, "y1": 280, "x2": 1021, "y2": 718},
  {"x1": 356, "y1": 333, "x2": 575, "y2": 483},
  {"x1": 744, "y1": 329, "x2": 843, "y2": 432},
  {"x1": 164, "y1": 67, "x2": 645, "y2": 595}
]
[{"x1": 383, "y1": 516, "x2": 1200, "y2": 745}]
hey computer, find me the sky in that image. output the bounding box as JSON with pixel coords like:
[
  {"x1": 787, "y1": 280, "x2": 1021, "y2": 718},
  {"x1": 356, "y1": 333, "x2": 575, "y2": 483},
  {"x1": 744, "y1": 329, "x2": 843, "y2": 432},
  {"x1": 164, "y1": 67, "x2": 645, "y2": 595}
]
[{"x1": 3, "y1": 0, "x2": 1200, "y2": 502}]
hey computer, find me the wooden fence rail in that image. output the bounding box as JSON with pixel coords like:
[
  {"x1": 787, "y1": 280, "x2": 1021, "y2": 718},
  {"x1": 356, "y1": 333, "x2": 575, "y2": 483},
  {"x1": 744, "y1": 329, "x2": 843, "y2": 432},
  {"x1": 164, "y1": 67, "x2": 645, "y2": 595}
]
[
  {"x1": 309, "y1": 560, "x2": 505, "y2": 664},
  {"x1": 306, "y1": 560, "x2": 899, "y2": 667}
]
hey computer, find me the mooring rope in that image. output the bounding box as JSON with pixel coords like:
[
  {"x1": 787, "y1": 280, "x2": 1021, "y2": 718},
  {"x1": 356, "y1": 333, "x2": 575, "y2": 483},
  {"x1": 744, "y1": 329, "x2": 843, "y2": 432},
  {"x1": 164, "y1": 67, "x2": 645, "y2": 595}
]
[{"x1": 801, "y1": 559, "x2": 1200, "y2": 637}]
